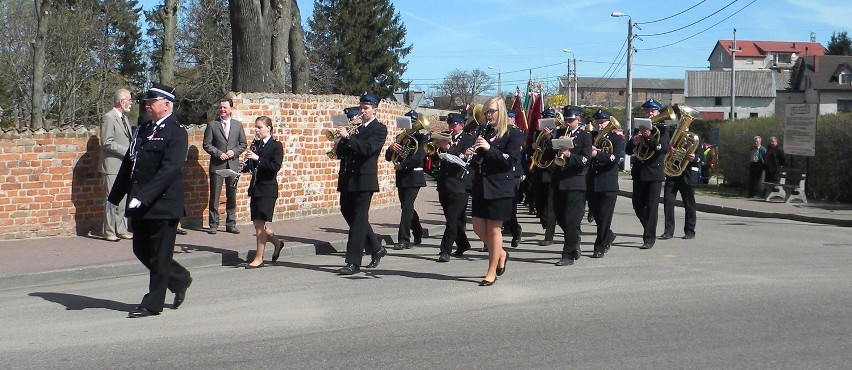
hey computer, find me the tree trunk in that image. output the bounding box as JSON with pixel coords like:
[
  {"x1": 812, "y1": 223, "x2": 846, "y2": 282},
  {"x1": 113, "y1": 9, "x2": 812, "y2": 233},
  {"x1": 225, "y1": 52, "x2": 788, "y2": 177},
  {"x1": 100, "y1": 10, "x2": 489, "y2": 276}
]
[
  {"x1": 287, "y1": 0, "x2": 308, "y2": 93},
  {"x1": 31, "y1": 0, "x2": 51, "y2": 130},
  {"x1": 160, "y1": 0, "x2": 179, "y2": 85},
  {"x1": 229, "y1": 0, "x2": 289, "y2": 92}
]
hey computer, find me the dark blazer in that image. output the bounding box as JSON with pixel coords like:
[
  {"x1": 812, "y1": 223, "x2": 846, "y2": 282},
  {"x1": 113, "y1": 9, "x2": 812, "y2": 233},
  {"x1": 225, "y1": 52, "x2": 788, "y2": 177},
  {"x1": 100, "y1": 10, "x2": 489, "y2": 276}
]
[
  {"x1": 336, "y1": 118, "x2": 388, "y2": 192},
  {"x1": 385, "y1": 131, "x2": 427, "y2": 188},
  {"x1": 764, "y1": 146, "x2": 785, "y2": 173},
  {"x1": 435, "y1": 131, "x2": 475, "y2": 193},
  {"x1": 108, "y1": 114, "x2": 187, "y2": 219},
  {"x1": 243, "y1": 137, "x2": 283, "y2": 198},
  {"x1": 203, "y1": 117, "x2": 248, "y2": 171},
  {"x1": 472, "y1": 125, "x2": 525, "y2": 199},
  {"x1": 626, "y1": 124, "x2": 670, "y2": 182},
  {"x1": 547, "y1": 128, "x2": 592, "y2": 191},
  {"x1": 591, "y1": 131, "x2": 626, "y2": 192}
]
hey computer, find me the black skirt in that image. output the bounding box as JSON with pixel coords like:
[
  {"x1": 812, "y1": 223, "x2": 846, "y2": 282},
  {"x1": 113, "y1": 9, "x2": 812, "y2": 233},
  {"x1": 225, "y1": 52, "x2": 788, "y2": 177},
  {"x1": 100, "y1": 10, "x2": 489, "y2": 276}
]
[
  {"x1": 470, "y1": 194, "x2": 514, "y2": 221},
  {"x1": 250, "y1": 196, "x2": 277, "y2": 222}
]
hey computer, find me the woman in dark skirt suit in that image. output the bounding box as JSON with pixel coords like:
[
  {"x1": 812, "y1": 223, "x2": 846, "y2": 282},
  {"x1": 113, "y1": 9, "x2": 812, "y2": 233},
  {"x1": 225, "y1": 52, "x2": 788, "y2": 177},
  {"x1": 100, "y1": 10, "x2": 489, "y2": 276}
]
[
  {"x1": 465, "y1": 97, "x2": 525, "y2": 286},
  {"x1": 242, "y1": 116, "x2": 284, "y2": 268}
]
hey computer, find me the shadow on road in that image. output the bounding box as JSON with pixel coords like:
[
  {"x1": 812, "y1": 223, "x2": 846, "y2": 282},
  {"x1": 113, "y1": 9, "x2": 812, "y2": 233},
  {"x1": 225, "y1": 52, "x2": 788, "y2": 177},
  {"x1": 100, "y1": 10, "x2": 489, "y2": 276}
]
[{"x1": 29, "y1": 292, "x2": 135, "y2": 312}]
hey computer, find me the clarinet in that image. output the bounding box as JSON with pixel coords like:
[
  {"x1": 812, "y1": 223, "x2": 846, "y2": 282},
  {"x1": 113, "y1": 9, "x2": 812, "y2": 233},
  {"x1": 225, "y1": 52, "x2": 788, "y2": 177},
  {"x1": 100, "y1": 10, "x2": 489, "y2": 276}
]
[
  {"x1": 245, "y1": 139, "x2": 261, "y2": 190},
  {"x1": 462, "y1": 122, "x2": 496, "y2": 178}
]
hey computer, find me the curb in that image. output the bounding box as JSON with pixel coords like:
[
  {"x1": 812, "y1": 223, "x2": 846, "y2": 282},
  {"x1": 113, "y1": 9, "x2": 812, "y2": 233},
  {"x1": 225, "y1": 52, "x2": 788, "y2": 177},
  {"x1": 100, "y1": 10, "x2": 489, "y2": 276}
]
[
  {"x1": 0, "y1": 224, "x2": 447, "y2": 291},
  {"x1": 617, "y1": 190, "x2": 852, "y2": 227}
]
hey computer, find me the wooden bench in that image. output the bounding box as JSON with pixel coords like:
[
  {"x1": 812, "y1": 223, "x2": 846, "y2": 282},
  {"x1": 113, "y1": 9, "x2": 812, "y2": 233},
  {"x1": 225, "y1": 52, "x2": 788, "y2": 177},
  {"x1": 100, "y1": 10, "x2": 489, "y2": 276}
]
[{"x1": 763, "y1": 170, "x2": 807, "y2": 204}]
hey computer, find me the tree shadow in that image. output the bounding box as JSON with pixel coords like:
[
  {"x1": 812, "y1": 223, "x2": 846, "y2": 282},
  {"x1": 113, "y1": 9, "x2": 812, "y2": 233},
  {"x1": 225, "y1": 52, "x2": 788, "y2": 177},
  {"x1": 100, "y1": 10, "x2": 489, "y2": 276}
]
[
  {"x1": 181, "y1": 145, "x2": 208, "y2": 229},
  {"x1": 29, "y1": 292, "x2": 135, "y2": 312},
  {"x1": 71, "y1": 135, "x2": 102, "y2": 236}
]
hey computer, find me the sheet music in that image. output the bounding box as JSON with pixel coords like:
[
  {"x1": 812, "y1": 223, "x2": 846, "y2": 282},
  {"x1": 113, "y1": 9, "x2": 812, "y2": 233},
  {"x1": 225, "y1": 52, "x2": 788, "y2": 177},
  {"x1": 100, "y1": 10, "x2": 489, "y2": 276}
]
[
  {"x1": 439, "y1": 153, "x2": 467, "y2": 167},
  {"x1": 551, "y1": 138, "x2": 574, "y2": 150},
  {"x1": 331, "y1": 114, "x2": 351, "y2": 127}
]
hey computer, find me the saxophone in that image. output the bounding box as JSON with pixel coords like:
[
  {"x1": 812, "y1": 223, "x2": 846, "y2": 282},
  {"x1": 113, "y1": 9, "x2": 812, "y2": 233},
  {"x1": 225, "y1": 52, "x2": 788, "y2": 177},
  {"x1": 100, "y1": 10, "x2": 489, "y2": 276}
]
[{"x1": 663, "y1": 104, "x2": 702, "y2": 177}]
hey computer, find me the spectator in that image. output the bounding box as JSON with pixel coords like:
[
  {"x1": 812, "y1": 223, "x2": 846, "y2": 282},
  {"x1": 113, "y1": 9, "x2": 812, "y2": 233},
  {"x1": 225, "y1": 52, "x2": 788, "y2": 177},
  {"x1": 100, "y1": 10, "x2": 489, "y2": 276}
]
[
  {"x1": 747, "y1": 136, "x2": 767, "y2": 198},
  {"x1": 99, "y1": 88, "x2": 134, "y2": 242}
]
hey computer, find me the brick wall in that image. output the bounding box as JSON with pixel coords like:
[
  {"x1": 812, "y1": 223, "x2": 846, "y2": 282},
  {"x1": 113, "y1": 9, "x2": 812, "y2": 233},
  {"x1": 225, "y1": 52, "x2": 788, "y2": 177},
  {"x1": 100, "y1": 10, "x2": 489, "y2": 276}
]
[{"x1": 0, "y1": 93, "x2": 411, "y2": 241}]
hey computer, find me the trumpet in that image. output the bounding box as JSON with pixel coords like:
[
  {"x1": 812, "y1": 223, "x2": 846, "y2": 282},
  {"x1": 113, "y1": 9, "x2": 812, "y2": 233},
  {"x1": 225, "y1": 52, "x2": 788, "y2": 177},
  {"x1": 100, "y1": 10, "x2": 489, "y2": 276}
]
[
  {"x1": 594, "y1": 116, "x2": 622, "y2": 155},
  {"x1": 325, "y1": 114, "x2": 362, "y2": 141}
]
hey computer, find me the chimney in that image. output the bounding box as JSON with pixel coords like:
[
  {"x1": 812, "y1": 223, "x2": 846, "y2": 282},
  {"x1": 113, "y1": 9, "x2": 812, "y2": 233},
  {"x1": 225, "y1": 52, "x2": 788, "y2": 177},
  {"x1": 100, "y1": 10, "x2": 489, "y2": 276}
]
[{"x1": 792, "y1": 42, "x2": 796, "y2": 49}]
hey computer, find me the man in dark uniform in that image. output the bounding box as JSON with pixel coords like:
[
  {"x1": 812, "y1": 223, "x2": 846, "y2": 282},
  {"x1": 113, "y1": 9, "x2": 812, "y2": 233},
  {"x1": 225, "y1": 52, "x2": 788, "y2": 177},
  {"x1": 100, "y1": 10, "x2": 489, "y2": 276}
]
[
  {"x1": 660, "y1": 145, "x2": 702, "y2": 240},
  {"x1": 547, "y1": 106, "x2": 592, "y2": 266},
  {"x1": 108, "y1": 83, "x2": 192, "y2": 318},
  {"x1": 334, "y1": 93, "x2": 389, "y2": 275},
  {"x1": 588, "y1": 110, "x2": 625, "y2": 258},
  {"x1": 385, "y1": 110, "x2": 426, "y2": 250},
  {"x1": 626, "y1": 99, "x2": 671, "y2": 250},
  {"x1": 530, "y1": 107, "x2": 561, "y2": 246},
  {"x1": 504, "y1": 110, "x2": 523, "y2": 248},
  {"x1": 433, "y1": 113, "x2": 475, "y2": 261}
]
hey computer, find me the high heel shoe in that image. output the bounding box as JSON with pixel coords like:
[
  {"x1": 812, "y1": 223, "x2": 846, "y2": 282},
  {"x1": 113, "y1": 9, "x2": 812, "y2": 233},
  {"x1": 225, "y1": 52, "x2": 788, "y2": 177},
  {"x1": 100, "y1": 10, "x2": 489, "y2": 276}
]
[
  {"x1": 478, "y1": 278, "x2": 496, "y2": 286},
  {"x1": 271, "y1": 238, "x2": 284, "y2": 262},
  {"x1": 496, "y1": 251, "x2": 509, "y2": 276}
]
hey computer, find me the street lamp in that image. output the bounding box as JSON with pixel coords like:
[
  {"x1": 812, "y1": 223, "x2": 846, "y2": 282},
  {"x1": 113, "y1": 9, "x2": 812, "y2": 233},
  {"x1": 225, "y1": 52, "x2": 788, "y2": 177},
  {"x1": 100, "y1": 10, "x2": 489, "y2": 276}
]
[
  {"x1": 612, "y1": 11, "x2": 633, "y2": 171},
  {"x1": 488, "y1": 65, "x2": 502, "y2": 98},
  {"x1": 562, "y1": 49, "x2": 577, "y2": 106}
]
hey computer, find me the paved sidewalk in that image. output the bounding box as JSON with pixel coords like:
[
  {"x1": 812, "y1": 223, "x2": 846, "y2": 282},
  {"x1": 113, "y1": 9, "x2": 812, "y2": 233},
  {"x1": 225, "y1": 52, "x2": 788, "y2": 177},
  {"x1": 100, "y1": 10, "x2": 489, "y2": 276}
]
[{"x1": 1, "y1": 178, "x2": 850, "y2": 290}]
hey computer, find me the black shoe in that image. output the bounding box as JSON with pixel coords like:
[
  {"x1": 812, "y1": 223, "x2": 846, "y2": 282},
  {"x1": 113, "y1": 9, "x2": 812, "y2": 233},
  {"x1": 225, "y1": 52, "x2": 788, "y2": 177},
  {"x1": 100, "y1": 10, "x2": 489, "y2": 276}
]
[
  {"x1": 555, "y1": 258, "x2": 574, "y2": 266},
  {"x1": 173, "y1": 278, "x2": 192, "y2": 309},
  {"x1": 337, "y1": 264, "x2": 360, "y2": 275},
  {"x1": 478, "y1": 278, "x2": 496, "y2": 286},
  {"x1": 437, "y1": 253, "x2": 450, "y2": 262},
  {"x1": 659, "y1": 234, "x2": 673, "y2": 240},
  {"x1": 226, "y1": 227, "x2": 240, "y2": 234},
  {"x1": 392, "y1": 242, "x2": 407, "y2": 250},
  {"x1": 451, "y1": 249, "x2": 468, "y2": 257},
  {"x1": 683, "y1": 234, "x2": 695, "y2": 239},
  {"x1": 128, "y1": 307, "x2": 160, "y2": 318},
  {"x1": 413, "y1": 233, "x2": 422, "y2": 246},
  {"x1": 640, "y1": 243, "x2": 654, "y2": 249},
  {"x1": 538, "y1": 239, "x2": 553, "y2": 246},
  {"x1": 592, "y1": 251, "x2": 605, "y2": 258},
  {"x1": 207, "y1": 227, "x2": 217, "y2": 235},
  {"x1": 366, "y1": 247, "x2": 387, "y2": 268},
  {"x1": 271, "y1": 238, "x2": 284, "y2": 262},
  {"x1": 175, "y1": 228, "x2": 187, "y2": 235},
  {"x1": 496, "y1": 251, "x2": 509, "y2": 276}
]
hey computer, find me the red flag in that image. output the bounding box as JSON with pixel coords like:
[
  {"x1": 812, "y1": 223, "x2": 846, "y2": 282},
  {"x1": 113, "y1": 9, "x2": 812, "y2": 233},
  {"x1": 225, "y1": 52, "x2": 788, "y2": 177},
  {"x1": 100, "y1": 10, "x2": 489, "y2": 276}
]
[
  {"x1": 511, "y1": 88, "x2": 527, "y2": 132},
  {"x1": 525, "y1": 90, "x2": 542, "y2": 147}
]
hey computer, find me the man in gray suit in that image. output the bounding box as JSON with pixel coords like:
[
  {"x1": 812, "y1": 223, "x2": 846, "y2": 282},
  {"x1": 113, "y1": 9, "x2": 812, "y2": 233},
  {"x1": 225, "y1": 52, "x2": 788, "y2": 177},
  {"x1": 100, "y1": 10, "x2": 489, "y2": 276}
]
[
  {"x1": 99, "y1": 88, "x2": 134, "y2": 241},
  {"x1": 202, "y1": 98, "x2": 247, "y2": 234}
]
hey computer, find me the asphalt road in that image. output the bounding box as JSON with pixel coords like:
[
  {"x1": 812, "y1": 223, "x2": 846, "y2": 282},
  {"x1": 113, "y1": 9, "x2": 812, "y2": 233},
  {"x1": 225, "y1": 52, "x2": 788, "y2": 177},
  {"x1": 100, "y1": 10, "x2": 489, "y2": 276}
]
[{"x1": 3, "y1": 202, "x2": 851, "y2": 369}]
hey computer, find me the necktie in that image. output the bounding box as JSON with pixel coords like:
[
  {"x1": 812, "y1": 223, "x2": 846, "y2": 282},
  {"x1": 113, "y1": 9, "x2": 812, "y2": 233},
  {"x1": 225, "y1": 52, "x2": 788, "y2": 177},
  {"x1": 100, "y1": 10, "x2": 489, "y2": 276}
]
[
  {"x1": 121, "y1": 115, "x2": 130, "y2": 137},
  {"x1": 223, "y1": 120, "x2": 230, "y2": 140}
]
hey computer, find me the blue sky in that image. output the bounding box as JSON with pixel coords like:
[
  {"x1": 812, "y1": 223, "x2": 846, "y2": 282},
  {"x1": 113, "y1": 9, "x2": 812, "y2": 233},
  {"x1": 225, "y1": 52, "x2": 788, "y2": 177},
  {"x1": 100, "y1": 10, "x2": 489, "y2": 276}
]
[{"x1": 140, "y1": 0, "x2": 850, "y2": 94}]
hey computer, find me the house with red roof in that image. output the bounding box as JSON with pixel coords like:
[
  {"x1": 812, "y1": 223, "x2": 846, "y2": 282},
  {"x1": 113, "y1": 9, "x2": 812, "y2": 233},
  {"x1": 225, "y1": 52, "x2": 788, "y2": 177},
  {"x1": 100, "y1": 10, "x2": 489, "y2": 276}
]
[{"x1": 708, "y1": 40, "x2": 826, "y2": 71}]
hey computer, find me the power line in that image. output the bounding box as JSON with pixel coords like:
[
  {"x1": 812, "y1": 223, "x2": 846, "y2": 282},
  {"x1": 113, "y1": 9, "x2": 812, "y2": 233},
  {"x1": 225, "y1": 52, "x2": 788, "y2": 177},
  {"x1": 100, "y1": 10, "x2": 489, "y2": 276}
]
[
  {"x1": 636, "y1": 0, "x2": 708, "y2": 25},
  {"x1": 639, "y1": 0, "x2": 757, "y2": 51},
  {"x1": 637, "y1": 0, "x2": 739, "y2": 37}
]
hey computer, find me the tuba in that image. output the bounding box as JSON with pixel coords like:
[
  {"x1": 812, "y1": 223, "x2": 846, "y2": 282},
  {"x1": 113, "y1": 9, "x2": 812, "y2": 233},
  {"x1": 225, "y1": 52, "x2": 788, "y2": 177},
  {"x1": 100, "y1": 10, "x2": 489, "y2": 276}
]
[
  {"x1": 531, "y1": 111, "x2": 566, "y2": 169},
  {"x1": 663, "y1": 104, "x2": 702, "y2": 177},
  {"x1": 594, "y1": 115, "x2": 622, "y2": 155},
  {"x1": 462, "y1": 104, "x2": 485, "y2": 134},
  {"x1": 634, "y1": 106, "x2": 675, "y2": 161},
  {"x1": 389, "y1": 116, "x2": 431, "y2": 163}
]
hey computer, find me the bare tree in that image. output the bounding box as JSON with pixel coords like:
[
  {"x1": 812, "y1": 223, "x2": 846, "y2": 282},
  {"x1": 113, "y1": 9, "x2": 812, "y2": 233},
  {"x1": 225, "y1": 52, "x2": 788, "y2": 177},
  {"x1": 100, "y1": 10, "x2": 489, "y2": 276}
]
[
  {"x1": 228, "y1": 0, "x2": 309, "y2": 93},
  {"x1": 430, "y1": 68, "x2": 494, "y2": 109},
  {"x1": 30, "y1": 0, "x2": 51, "y2": 129},
  {"x1": 160, "y1": 0, "x2": 179, "y2": 85}
]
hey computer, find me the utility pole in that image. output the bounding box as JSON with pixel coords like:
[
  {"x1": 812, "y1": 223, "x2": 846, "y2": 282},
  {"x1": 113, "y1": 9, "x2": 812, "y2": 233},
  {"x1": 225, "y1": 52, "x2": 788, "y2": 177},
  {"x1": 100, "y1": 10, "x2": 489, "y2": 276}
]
[
  {"x1": 730, "y1": 28, "x2": 737, "y2": 121},
  {"x1": 567, "y1": 59, "x2": 572, "y2": 105},
  {"x1": 573, "y1": 56, "x2": 578, "y2": 105},
  {"x1": 626, "y1": 17, "x2": 634, "y2": 135}
]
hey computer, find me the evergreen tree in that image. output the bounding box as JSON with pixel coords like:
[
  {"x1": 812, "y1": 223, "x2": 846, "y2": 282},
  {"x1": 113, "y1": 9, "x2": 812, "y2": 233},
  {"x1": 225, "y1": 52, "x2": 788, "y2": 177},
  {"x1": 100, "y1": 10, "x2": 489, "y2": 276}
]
[
  {"x1": 108, "y1": 0, "x2": 147, "y2": 90},
  {"x1": 826, "y1": 31, "x2": 852, "y2": 56},
  {"x1": 306, "y1": 0, "x2": 412, "y2": 99}
]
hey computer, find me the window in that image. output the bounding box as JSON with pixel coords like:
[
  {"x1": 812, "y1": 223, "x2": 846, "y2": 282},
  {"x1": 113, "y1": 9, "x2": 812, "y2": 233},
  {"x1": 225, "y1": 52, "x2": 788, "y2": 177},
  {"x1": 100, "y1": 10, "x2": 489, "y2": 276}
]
[
  {"x1": 746, "y1": 58, "x2": 754, "y2": 64},
  {"x1": 841, "y1": 72, "x2": 852, "y2": 85},
  {"x1": 775, "y1": 53, "x2": 792, "y2": 64},
  {"x1": 838, "y1": 100, "x2": 852, "y2": 113},
  {"x1": 714, "y1": 97, "x2": 723, "y2": 106},
  {"x1": 750, "y1": 112, "x2": 759, "y2": 118}
]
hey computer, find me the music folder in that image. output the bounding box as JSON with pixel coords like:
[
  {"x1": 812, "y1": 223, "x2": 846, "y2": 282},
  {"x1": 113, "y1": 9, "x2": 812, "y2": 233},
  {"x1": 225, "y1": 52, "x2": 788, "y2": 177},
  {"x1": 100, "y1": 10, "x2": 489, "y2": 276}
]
[
  {"x1": 330, "y1": 114, "x2": 350, "y2": 127},
  {"x1": 551, "y1": 138, "x2": 574, "y2": 150},
  {"x1": 215, "y1": 169, "x2": 240, "y2": 178},
  {"x1": 396, "y1": 116, "x2": 413, "y2": 129},
  {"x1": 539, "y1": 118, "x2": 556, "y2": 129},
  {"x1": 634, "y1": 118, "x2": 652, "y2": 130}
]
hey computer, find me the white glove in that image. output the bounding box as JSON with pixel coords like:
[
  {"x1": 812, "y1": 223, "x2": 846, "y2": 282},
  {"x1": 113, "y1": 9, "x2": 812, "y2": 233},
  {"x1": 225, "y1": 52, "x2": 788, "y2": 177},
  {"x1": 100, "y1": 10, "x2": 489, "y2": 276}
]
[{"x1": 128, "y1": 198, "x2": 142, "y2": 209}]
